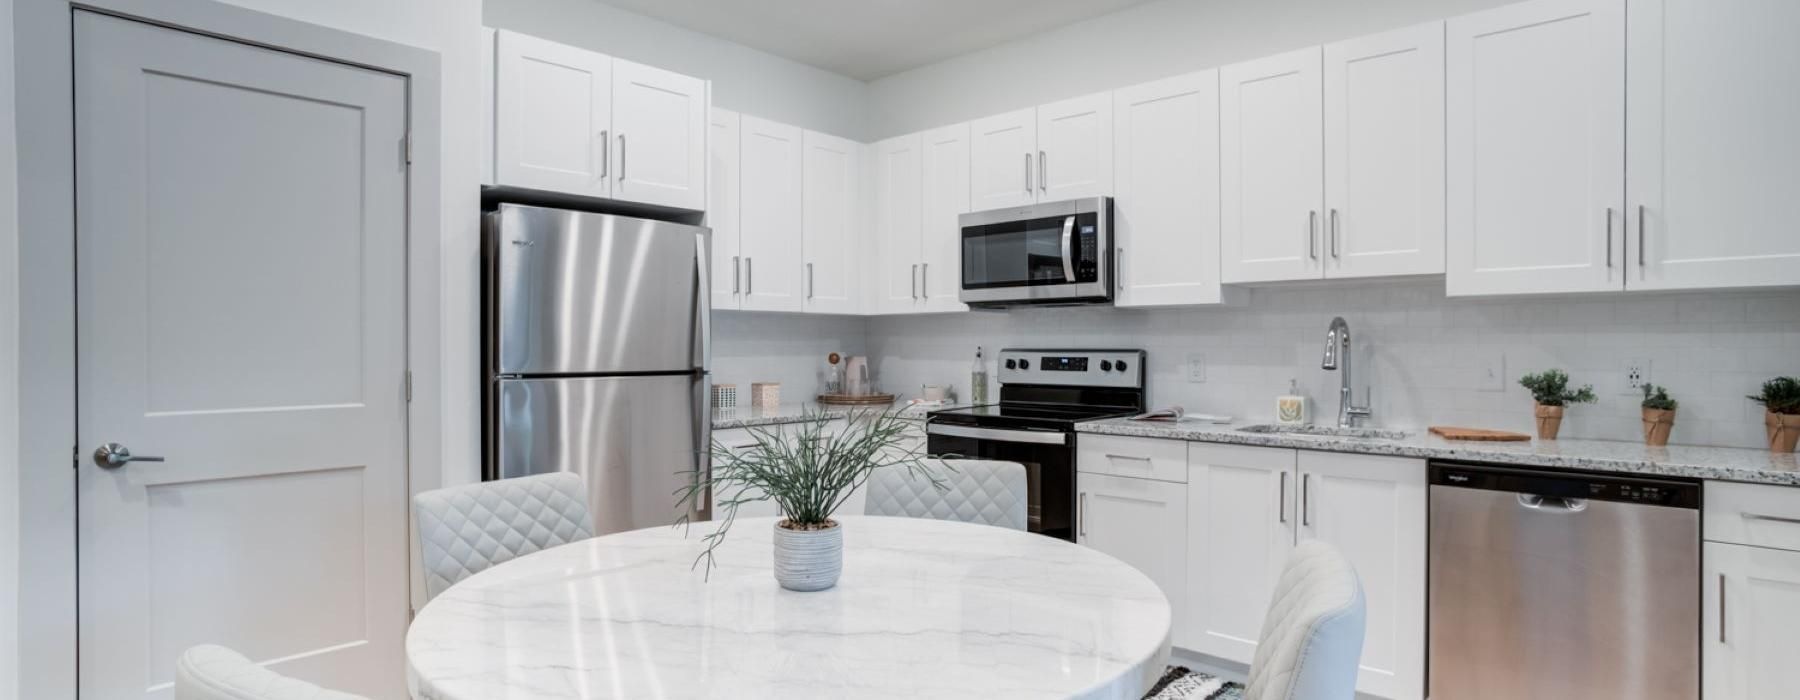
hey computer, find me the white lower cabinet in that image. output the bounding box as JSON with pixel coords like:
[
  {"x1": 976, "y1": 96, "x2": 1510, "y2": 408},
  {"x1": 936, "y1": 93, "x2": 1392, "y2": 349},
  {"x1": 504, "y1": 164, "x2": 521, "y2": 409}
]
[
  {"x1": 1704, "y1": 541, "x2": 1800, "y2": 699},
  {"x1": 1184, "y1": 444, "x2": 1296, "y2": 660},
  {"x1": 1076, "y1": 461, "x2": 1188, "y2": 633}
]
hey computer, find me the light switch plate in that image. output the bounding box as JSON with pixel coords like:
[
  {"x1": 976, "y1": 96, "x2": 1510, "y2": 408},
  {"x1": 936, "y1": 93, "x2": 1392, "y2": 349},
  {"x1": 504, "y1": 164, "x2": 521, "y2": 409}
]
[{"x1": 1474, "y1": 351, "x2": 1505, "y2": 392}]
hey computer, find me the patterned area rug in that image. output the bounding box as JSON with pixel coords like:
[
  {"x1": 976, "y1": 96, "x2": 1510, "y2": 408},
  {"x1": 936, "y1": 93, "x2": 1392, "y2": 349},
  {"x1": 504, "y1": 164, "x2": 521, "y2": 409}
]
[{"x1": 1143, "y1": 666, "x2": 1245, "y2": 700}]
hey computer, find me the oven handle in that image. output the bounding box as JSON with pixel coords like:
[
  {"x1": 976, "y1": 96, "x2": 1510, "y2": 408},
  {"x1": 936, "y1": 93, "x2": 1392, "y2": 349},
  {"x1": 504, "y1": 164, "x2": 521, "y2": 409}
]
[
  {"x1": 927, "y1": 423, "x2": 1067, "y2": 445},
  {"x1": 1060, "y1": 215, "x2": 1076, "y2": 283}
]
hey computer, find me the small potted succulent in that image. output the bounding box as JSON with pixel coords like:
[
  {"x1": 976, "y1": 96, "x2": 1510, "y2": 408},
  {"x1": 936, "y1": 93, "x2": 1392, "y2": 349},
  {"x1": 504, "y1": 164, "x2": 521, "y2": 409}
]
[
  {"x1": 677, "y1": 409, "x2": 946, "y2": 591},
  {"x1": 1640, "y1": 384, "x2": 1677, "y2": 447},
  {"x1": 1748, "y1": 377, "x2": 1800, "y2": 453},
  {"x1": 1518, "y1": 369, "x2": 1596, "y2": 440}
]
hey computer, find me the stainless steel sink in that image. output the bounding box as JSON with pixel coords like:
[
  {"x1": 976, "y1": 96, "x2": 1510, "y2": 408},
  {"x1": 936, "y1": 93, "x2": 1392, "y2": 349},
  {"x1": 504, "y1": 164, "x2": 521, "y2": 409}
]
[{"x1": 1235, "y1": 424, "x2": 1409, "y2": 440}]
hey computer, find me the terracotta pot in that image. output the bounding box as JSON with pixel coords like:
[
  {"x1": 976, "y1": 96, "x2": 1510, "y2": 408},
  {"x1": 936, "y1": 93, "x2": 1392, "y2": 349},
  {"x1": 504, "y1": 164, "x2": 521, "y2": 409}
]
[
  {"x1": 773, "y1": 519, "x2": 842, "y2": 592},
  {"x1": 1769, "y1": 411, "x2": 1800, "y2": 454},
  {"x1": 1642, "y1": 408, "x2": 1675, "y2": 447},
  {"x1": 1534, "y1": 404, "x2": 1565, "y2": 440}
]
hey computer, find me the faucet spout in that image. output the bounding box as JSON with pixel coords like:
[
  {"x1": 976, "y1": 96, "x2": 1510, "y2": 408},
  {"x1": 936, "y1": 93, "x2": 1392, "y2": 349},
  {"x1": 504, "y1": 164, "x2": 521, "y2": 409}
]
[{"x1": 1321, "y1": 317, "x2": 1370, "y2": 428}]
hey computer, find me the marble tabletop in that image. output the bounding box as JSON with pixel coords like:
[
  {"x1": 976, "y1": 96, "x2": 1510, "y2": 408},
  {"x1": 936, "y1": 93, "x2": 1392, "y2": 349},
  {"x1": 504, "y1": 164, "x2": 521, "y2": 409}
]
[
  {"x1": 1079, "y1": 417, "x2": 1800, "y2": 486},
  {"x1": 406, "y1": 516, "x2": 1172, "y2": 700}
]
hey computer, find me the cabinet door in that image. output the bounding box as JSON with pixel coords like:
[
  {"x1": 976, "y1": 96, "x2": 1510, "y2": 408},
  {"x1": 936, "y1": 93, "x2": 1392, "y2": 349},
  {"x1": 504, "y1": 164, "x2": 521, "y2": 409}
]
[
  {"x1": 1324, "y1": 23, "x2": 1446, "y2": 280},
  {"x1": 969, "y1": 108, "x2": 1038, "y2": 211},
  {"x1": 1627, "y1": 0, "x2": 1800, "y2": 291},
  {"x1": 802, "y1": 131, "x2": 860, "y2": 314},
  {"x1": 920, "y1": 124, "x2": 971, "y2": 312},
  {"x1": 872, "y1": 134, "x2": 924, "y2": 314},
  {"x1": 1079, "y1": 473, "x2": 1188, "y2": 631},
  {"x1": 610, "y1": 59, "x2": 707, "y2": 210},
  {"x1": 1298, "y1": 452, "x2": 1427, "y2": 700},
  {"x1": 1183, "y1": 444, "x2": 1296, "y2": 661},
  {"x1": 1114, "y1": 71, "x2": 1226, "y2": 307},
  {"x1": 708, "y1": 109, "x2": 741, "y2": 311},
  {"x1": 493, "y1": 30, "x2": 611, "y2": 198},
  {"x1": 737, "y1": 116, "x2": 804, "y2": 312},
  {"x1": 1037, "y1": 92, "x2": 1113, "y2": 201},
  {"x1": 1446, "y1": 0, "x2": 1625, "y2": 296},
  {"x1": 1221, "y1": 47, "x2": 1326, "y2": 284},
  {"x1": 1705, "y1": 542, "x2": 1800, "y2": 700}
]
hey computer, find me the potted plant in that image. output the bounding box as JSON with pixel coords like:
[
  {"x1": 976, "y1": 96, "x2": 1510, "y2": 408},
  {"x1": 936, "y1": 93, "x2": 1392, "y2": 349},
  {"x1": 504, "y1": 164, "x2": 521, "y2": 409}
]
[
  {"x1": 1518, "y1": 369, "x2": 1596, "y2": 440},
  {"x1": 1748, "y1": 377, "x2": 1800, "y2": 453},
  {"x1": 677, "y1": 409, "x2": 946, "y2": 591},
  {"x1": 1640, "y1": 384, "x2": 1677, "y2": 447}
]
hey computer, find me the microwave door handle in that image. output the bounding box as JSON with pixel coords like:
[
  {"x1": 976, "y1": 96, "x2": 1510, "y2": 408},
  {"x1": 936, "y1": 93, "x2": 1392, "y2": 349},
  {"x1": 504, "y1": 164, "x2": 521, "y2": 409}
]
[{"x1": 1060, "y1": 215, "x2": 1076, "y2": 283}]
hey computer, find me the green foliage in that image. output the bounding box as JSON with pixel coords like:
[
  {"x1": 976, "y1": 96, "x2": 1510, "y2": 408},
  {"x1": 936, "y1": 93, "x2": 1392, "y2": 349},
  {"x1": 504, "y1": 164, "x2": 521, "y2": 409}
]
[
  {"x1": 1518, "y1": 369, "x2": 1596, "y2": 407},
  {"x1": 1748, "y1": 377, "x2": 1800, "y2": 415},
  {"x1": 1640, "y1": 384, "x2": 1677, "y2": 411},
  {"x1": 675, "y1": 408, "x2": 948, "y2": 573}
]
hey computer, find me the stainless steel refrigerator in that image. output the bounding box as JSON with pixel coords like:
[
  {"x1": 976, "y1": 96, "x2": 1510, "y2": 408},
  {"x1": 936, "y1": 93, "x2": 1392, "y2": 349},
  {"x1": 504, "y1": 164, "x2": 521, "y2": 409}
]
[{"x1": 483, "y1": 203, "x2": 710, "y2": 535}]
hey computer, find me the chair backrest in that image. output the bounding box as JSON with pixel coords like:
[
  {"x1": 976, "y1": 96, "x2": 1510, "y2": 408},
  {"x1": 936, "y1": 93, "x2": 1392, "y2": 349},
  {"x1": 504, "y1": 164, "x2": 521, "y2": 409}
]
[
  {"x1": 414, "y1": 471, "x2": 594, "y2": 599},
  {"x1": 863, "y1": 459, "x2": 1029, "y2": 530},
  {"x1": 1245, "y1": 539, "x2": 1367, "y2": 700},
  {"x1": 175, "y1": 645, "x2": 367, "y2": 700}
]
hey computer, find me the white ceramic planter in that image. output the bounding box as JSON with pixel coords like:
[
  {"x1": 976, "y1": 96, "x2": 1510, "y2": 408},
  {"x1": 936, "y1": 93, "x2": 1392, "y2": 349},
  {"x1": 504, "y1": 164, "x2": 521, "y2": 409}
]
[{"x1": 773, "y1": 519, "x2": 842, "y2": 592}]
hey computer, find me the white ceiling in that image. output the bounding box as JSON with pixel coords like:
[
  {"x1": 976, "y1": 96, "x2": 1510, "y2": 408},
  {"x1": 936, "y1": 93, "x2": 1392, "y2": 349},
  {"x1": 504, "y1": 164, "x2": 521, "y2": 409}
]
[{"x1": 596, "y1": 0, "x2": 1159, "y2": 81}]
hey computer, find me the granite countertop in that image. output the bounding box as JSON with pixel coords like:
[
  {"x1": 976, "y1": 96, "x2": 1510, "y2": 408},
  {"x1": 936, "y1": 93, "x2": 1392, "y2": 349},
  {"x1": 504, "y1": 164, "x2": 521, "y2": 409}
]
[
  {"x1": 711, "y1": 401, "x2": 957, "y2": 430},
  {"x1": 1078, "y1": 417, "x2": 1800, "y2": 486}
]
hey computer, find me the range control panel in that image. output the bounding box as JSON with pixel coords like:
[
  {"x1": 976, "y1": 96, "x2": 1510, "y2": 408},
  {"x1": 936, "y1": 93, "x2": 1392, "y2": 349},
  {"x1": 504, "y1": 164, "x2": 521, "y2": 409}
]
[{"x1": 996, "y1": 349, "x2": 1144, "y2": 389}]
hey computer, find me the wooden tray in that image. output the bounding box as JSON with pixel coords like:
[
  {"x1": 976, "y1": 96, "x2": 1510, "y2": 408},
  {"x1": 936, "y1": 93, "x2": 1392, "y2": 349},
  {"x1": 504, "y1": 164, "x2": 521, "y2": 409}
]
[
  {"x1": 1429, "y1": 426, "x2": 1531, "y2": 442},
  {"x1": 816, "y1": 393, "x2": 897, "y2": 406}
]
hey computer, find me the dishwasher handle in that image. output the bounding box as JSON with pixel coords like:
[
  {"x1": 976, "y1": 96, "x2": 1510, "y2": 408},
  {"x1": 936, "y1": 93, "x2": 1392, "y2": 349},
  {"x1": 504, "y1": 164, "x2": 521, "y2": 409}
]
[{"x1": 1516, "y1": 493, "x2": 1589, "y2": 513}]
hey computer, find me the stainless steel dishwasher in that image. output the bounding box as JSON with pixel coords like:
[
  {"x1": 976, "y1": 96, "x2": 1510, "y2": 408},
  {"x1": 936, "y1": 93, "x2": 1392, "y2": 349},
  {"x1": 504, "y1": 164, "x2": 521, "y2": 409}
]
[{"x1": 1427, "y1": 461, "x2": 1700, "y2": 699}]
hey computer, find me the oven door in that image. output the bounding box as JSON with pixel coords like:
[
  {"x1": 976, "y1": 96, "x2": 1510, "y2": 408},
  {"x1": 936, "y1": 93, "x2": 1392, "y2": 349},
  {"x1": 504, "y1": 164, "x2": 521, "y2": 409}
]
[
  {"x1": 959, "y1": 197, "x2": 1110, "y2": 305},
  {"x1": 925, "y1": 423, "x2": 1076, "y2": 541}
]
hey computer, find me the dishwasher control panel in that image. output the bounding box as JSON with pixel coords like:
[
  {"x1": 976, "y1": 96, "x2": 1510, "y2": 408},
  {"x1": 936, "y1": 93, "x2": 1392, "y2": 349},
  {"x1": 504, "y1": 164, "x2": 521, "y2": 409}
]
[{"x1": 1429, "y1": 461, "x2": 1701, "y2": 509}]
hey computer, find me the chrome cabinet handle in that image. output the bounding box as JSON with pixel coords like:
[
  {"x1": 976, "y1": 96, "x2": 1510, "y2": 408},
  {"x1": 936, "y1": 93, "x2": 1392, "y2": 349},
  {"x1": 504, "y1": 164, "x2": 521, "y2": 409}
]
[
  {"x1": 1719, "y1": 573, "x2": 1727, "y2": 644},
  {"x1": 1638, "y1": 204, "x2": 1646, "y2": 267},
  {"x1": 920, "y1": 263, "x2": 928, "y2": 299},
  {"x1": 617, "y1": 133, "x2": 626, "y2": 182},
  {"x1": 910, "y1": 264, "x2": 919, "y2": 299},
  {"x1": 1279, "y1": 471, "x2": 1289, "y2": 523},
  {"x1": 1079, "y1": 492, "x2": 1088, "y2": 538},
  {"x1": 745, "y1": 257, "x2": 752, "y2": 295},
  {"x1": 1116, "y1": 246, "x2": 1125, "y2": 291},
  {"x1": 806, "y1": 262, "x2": 814, "y2": 299},
  {"x1": 1302, "y1": 473, "x2": 1313, "y2": 526},
  {"x1": 1105, "y1": 453, "x2": 1153, "y2": 463},
  {"x1": 1039, "y1": 150, "x2": 1047, "y2": 193},
  {"x1": 1605, "y1": 207, "x2": 1614, "y2": 268},
  {"x1": 731, "y1": 256, "x2": 741, "y2": 294},
  {"x1": 1329, "y1": 209, "x2": 1341, "y2": 259},
  {"x1": 94, "y1": 442, "x2": 162, "y2": 469},
  {"x1": 1024, "y1": 153, "x2": 1033, "y2": 193},
  {"x1": 1743, "y1": 513, "x2": 1800, "y2": 526},
  {"x1": 1308, "y1": 211, "x2": 1319, "y2": 260},
  {"x1": 1060, "y1": 216, "x2": 1076, "y2": 283},
  {"x1": 597, "y1": 129, "x2": 609, "y2": 179}
]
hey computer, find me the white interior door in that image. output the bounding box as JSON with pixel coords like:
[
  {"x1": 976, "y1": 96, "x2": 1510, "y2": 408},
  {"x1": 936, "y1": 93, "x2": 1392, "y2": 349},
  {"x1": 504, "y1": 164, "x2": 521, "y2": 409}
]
[
  {"x1": 1446, "y1": 0, "x2": 1625, "y2": 296},
  {"x1": 1113, "y1": 70, "x2": 1225, "y2": 307},
  {"x1": 1036, "y1": 92, "x2": 1114, "y2": 201},
  {"x1": 873, "y1": 134, "x2": 924, "y2": 314},
  {"x1": 75, "y1": 11, "x2": 409, "y2": 699},
  {"x1": 494, "y1": 30, "x2": 611, "y2": 198},
  {"x1": 1182, "y1": 444, "x2": 1296, "y2": 661},
  {"x1": 1324, "y1": 22, "x2": 1446, "y2": 279},
  {"x1": 737, "y1": 116, "x2": 805, "y2": 312},
  {"x1": 920, "y1": 124, "x2": 971, "y2": 312},
  {"x1": 802, "y1": 130, "x2": 860, "y2": 314},
  {"x1": 1221, "y1": 47, "x2": 1326, "y2": 283},
  {"x1": 708, "y1": 108, "x2": 742, "y2": 310},
  {"x1": 1627, "y1": 0, "x2": 1800, "y2": 291},
  {"x1": 969, "y1": 108, "x2": 1038, "y2": 210},
  {"x1": 611, "y1": 58, "x2": 707, "y2": 210}
]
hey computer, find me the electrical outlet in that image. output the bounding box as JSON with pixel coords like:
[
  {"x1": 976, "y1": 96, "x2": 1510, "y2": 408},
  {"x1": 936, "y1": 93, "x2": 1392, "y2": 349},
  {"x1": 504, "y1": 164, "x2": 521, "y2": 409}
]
[
  {"x1": 1186, "y1": 353, "x2": 1207, "y2": 383},
  {"x1": 1625, "y1": 358, "x2": 1651, "y2": 392}
]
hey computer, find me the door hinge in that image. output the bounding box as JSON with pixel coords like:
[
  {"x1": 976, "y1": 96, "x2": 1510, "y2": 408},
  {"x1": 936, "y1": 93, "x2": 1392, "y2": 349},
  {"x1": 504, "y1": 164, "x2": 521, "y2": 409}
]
[
  {"x1": 402, "y1": 132, "x2": 414, "y2": 166},
  {"x1": 404, "y1": 371, "x2": 414, "y2": 403}
]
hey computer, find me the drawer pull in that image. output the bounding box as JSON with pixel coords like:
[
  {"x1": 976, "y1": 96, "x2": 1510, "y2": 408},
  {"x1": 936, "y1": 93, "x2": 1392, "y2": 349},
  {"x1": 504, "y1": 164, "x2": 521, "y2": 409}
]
[
  {"x1": 1105, "y1": 453, "x2": 1153, "y2": 463},
  {"x1": 1744, "y1": 513, "x2": 1800, "y2": 526}
]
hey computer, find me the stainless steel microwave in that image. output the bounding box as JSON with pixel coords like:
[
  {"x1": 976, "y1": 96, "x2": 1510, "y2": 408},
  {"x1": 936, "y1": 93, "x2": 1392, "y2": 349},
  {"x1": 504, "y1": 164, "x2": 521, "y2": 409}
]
[{"x1": 957, "y1": 197, "x2": 1112, "y2": 307}]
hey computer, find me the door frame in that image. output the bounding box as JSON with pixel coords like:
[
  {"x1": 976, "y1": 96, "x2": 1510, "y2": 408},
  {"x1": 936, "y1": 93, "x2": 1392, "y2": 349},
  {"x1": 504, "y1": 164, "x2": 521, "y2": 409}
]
[{"x1": 15, "y1": 1, "x2": 443, "y2": 696}]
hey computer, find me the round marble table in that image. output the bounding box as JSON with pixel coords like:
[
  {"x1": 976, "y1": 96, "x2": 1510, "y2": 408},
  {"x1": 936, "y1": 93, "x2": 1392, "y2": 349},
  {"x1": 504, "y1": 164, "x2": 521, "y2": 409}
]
[{"x1": 406, "y1": 515, "x2": 1172, "y2": 700}]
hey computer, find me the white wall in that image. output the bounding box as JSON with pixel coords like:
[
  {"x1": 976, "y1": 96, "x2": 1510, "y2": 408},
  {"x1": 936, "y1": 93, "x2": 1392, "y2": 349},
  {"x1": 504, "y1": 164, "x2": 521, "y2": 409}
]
[
  {"x1": 0, "y1": 0, "x2": 18, "y2": 693},
  {"x1": 865, "y1": 0, "x2": 1515, "y2": 138},
  {"x1": 484, "y1": 0, "x2": 869, "y2": 140}
]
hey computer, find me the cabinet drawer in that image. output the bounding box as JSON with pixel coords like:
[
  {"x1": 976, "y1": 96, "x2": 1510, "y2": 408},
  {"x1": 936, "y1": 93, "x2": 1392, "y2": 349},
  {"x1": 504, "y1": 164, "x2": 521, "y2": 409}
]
[
  {"x1": 1706, "y1": 482, "x2": 1800, "y2": 552},
  {"x1": 1077, "y1": 434, "x2": 1187, "y2": 483}
]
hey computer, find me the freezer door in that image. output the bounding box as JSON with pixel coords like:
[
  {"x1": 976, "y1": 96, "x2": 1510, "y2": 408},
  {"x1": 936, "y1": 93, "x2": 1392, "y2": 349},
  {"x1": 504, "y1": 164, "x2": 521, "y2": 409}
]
[
  {"x1": 494, "y1": 204, "x2": 705, "y2": 374},
  {"x1": 497, "y1": 375, "x2": 703, "y2": 534}
]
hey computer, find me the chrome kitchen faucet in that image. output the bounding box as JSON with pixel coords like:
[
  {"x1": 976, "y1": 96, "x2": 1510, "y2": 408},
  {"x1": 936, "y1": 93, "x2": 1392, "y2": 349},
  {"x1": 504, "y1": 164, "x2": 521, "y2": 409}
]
[{"x1": 1321, "y1": 316, "x2": 1373, "y2": 429}]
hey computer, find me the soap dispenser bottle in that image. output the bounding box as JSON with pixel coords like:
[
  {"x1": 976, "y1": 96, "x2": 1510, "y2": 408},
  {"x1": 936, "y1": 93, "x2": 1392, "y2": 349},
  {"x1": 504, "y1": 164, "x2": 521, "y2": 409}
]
[
  {"x1": 970, "y1": 347, "x2": 990, "y2": 405},
  {"x1": 1277, "y1": 378, "x2": 1308, "y2": 425}
]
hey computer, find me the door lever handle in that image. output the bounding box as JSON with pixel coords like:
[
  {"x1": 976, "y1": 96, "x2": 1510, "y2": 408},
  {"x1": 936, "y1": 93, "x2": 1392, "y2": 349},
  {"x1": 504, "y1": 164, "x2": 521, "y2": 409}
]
[{"x1": 94, "y1": 442, "x2": 163, "y2": 469}]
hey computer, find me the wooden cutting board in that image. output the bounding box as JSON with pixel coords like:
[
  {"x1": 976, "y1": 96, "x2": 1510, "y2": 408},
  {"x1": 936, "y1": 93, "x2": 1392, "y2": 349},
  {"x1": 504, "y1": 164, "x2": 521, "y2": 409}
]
[{"x1": 1429, "y1": 426, "x2": 1532, "y2": 442}]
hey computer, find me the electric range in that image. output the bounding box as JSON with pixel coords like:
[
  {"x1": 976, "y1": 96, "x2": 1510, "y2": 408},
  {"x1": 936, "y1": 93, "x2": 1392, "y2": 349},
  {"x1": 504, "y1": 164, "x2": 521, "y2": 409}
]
[{"x1": 926, "y1": 349, "x2": 1147, "y2": 541}]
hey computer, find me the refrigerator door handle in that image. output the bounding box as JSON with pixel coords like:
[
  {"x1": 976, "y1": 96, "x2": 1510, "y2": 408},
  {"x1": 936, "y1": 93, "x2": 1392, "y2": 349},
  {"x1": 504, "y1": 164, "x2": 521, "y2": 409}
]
[
  {"x1": 695, "y1": 231, "x2": 711, "y2": 374},
  {"x1": 693, "y1": 374, "x2": 712, "y2": 520}
]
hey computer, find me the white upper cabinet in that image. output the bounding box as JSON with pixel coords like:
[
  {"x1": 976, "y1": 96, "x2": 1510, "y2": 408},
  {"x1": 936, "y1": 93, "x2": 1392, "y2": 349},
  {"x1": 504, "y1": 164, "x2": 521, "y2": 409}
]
[
  {"x1": 1324, "y1": 22, "x2": 1446, "y2": 279},
  {"x1": 493, "y1": 30, "x2": 612, "y2": 199},
  {"x1": 1221, "y1": 47, "x2": 1326, "y2": 284},
  {"x1": 1627, "y1": 0, "x2": 1800, "y2": 291},
  {"x1": 737, "y1": 116, "x2": 804, "y2": 312},
  {"x1": 969, "y1": 108, "x2": 1037, "y2": 211},
  {"x1": 1036, "y1": 93, "x2": 1114, "y2": 201},
  {"x1": 1113, "y1": 71, "x2": 1228, "y2": 307},
  {"x1": 920, "y1": 124, "x2": 971, "y2": 312},
  {"x1": 610, "y1": 59, "x2": 707, "y2": 210},
  {"x1": 708, "y1": 108, "x2": 741, "y2": 311},
  {"x1": 872, "y1": 134, "x2": 925, "y2": 314},
  {"x1": 1183, "y1": 443, "x2": 1297, "y2": 661},
  {"x1": 802, "y1": 131, "x2": 861, "y2": 314},
  {"x1": 1446, "y1": 0, "x2": 1625, "y2": 296}
]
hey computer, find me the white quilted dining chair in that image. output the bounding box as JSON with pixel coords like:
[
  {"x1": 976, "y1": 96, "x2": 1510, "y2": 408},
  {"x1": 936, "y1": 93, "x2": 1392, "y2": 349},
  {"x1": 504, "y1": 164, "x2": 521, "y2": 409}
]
[
  {"x1": 414, "y1": 471, "x2": 595, "y2": 599},
  {"x1": 864, "y1": 458, "x2": 1029, "y2": 530},
  {"x1": 174, "y1": 645, "x2": 366, "y2": 700},
  {"x1": 1243, "y1": 539, "x2": 1367, "y2": 700}
]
